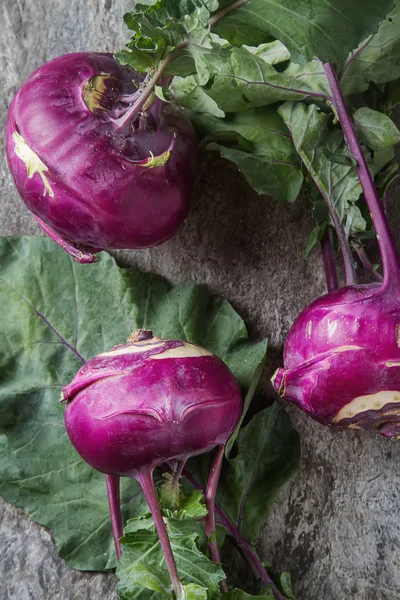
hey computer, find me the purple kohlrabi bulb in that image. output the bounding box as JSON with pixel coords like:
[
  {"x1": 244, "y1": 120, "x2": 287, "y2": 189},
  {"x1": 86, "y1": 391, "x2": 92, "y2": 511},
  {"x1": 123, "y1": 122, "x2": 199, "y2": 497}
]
[
  {"x1": 62, "y1": 330, "x2": 242, "y2": 477},
  {"x1": 273, "y1": 284, "x2": 400, "y2": 439},
  {"x1": 6, "y1": 53, "x2": 198, "y2": 263}
]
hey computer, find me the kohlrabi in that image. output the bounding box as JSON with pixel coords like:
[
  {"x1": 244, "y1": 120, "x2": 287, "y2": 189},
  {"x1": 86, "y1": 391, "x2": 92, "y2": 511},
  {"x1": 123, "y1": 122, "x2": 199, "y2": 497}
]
[
  {"x1": 6, "y1": 53, "x2": 197, "y2": 263},
  {"x1": 62, "y1": 329, "x2": 242, "y2": 596},
  {"x1": 273, "y1": 64, "x2": 400, "y2": 439}
]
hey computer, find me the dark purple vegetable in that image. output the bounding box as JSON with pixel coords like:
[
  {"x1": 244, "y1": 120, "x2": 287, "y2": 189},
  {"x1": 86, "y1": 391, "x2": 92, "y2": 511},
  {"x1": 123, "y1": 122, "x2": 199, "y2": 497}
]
[
  {"x1": 6, "y1": 53, "x2": 197, "y2": 263},
  {"x1": 273, "y1": 64, "x2": 400, "y2": 439},
  {"x1": 62, "y1": 330, "x2": 242, "y2": 596}
]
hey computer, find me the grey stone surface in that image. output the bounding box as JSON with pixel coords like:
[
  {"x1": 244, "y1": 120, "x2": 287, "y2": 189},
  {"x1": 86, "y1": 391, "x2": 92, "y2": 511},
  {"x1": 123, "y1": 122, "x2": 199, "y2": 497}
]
[
  {"x1": 1, "y1": 1, "x2": 400, "y2": 599},
  {"x1": 0, "y1": 501, "x2": 117, "y2": 600}
]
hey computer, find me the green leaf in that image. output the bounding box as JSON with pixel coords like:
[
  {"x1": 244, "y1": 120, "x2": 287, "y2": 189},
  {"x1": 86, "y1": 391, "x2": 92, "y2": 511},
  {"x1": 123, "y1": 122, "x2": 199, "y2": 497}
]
[
  {"x1": 217, "y1": 403, "x2": 300, "y2": 543},
  {"x1": 212, "y1": 4, "x2": 275, "y2": 47},
  {"x1": 155, "y1": 85, "x2": 172, "y2": 102},
  {"x1": 367, "y1": 145, "x2": 399, "y2": 197},
  {"x1": 304, "y1": 224, "x2": 327, "y2": 259},
  {"x1": 210, "y1": 144, "x2": 304, "y2": 203},
  {"x1": 353, "y1": 107, "x2": 400, "y2": 150},
  {"x1": 182, "y1": 583, "x2": 208, "y2": 600},
  {"x1": 213, "y1": 0, "x2": 395, "y2": 64},
  {"x1": 223, "y1": 590, "x2": 275, "y2": 600},
  {"x1": 250, "y1": 40, "x2": 290, "y2": 66},
  {"x1": 172, "y1": 76, "x2": 225, "y2": 117},
  {"x1": 122, "y1": 561, "x2": 172, "y2": 595},
  {"x1": 278, "y1": 102, "x2": 366, "y2": 237},
  {"x1": 121, "y1": 1, "x2": 216, "y2": 70},
  {"x1": 159, "y1": 475, "x2": 208, "y2": 520},
  {"x1": 340, "y1": 2, "x2": 400, "y2": 96},
  {"x1": 0, "y1": 236, "x2": 267, "y2": 571},
  {"x1": 117, "y1": 515, "x2": 224, "y2": 600},
  {"x1": 158, "y1": 472, "x2": 184, "y2": 512},
  {"x1": 164, "y1": 489, "x2": 208, "y2": 521},
  {"x1": 117, "y1": 528, "x2": 173, "y2": 600},
  {"x1": 186, "y1": 43, "x2": 232, "y2": 86},
  {"x1": 161, "y1": 47, "x2": 198, "y2": 79},
  {"x1": 279, "y1": 572, "x2": 296, "y2": 599},
  {"x1": 206, "y1": 48, "x2": 330, "y2": 112},
  {"x1": 322, "y1": 149, "x2": 357, "y2": 167},
  {"x1": 115, "y1": 49, "x2": 155, "y2": 72},
  {"x1": 368, "y1": 146, "x2": 397, "y2": 177},
  {"x1": 225, "y1": 353, "x2": 266, "y2": 457},
  {"x1": 375, "y1": 160, "x2": 400, "y2": 194},
  {"x1": 190, "y1": 107, "x2": 303, "y2": 202},
  {"x1": 386, "y1": 80, "x2": 400, "y2": 110}
]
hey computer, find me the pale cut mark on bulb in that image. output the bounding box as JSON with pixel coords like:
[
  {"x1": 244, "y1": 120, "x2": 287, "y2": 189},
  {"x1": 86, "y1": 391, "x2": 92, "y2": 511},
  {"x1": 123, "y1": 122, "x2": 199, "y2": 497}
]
[
  {"x1": 13, "y1": 132, "x2": 54, "y2": 197},
  {"x1": 333, "y1": 390, "x2": 400, "y2": 423},
  {"x1": 396, "y1": 324, "x2": 400, "y2": 349}
]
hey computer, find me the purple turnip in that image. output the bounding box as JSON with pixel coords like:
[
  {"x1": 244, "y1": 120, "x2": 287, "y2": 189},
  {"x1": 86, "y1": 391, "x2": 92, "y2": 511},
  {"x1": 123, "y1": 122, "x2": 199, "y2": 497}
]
[
  {"x1": 6, "y1": 53, "x2": 197, "y2": 263},
  {"x1": 62, "y1": 330, "x2": 242, "y2": 596},
  {"x1": 273, "y1": 65, "x2": 400, "y2": 439}
]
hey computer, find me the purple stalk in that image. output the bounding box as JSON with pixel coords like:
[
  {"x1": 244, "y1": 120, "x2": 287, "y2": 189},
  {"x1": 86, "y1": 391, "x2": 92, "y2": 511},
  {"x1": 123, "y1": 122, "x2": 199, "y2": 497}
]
[
  {"x1": 204, "y1": 445, "x2": 228, "y2": 594},
  {"x1": 320, "y1": 230, "x2": 339, "y2": 291},
  {"x1": 35, "y1": 216, "x2": 97, "y2": 264},
  {"x1": 324, "y1": 63, "x2": 400, "y2": 290},
  {"x1": 114, "y1": 43, "x2": 188, "y2": 127},
  {"x1": 105, "y1": 474, "x2": 123, "y2": 560},
  {"x1": 138, "y1": 469, "x2": 183, "y2": 600},
  {"x1": 326, "y1": 206, "x2": 356, "y2": 286},
  {"x1": 284, "y1": 133, "x2": 355, "y2": 285},
  {"x1": 172, "y1": 459, "x2": 187, "y2": 488},
  {"x1": 354, "y1": 245, "x2": 383, "y2": 283},
  {"x1": 339, "y1": 34, "x2": 374, "y2": 82},
  {"x1": 183, "y1": 468, "x2": 285, "y2": 600}
]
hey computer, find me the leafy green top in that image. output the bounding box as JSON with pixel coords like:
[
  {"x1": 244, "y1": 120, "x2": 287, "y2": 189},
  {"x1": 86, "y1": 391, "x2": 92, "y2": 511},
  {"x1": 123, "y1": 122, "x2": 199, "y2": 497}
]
[{"x1": 117, "y1": 0, "x2": 400, "y2": 264}]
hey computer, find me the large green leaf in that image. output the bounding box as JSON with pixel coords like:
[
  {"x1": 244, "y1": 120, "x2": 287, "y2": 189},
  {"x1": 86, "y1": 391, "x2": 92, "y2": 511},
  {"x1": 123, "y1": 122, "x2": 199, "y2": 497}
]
[
  {"x1": 173, "y1": 75, "x2": 225, "y2": 116},
  {"x1": 340, "y1": 1, "x2": 400, "y2": 96},
  {"x1": 278, "y1": 102, "x2": 365, "y2": 237},
  {"x1": 0, "y1": 237, "x2": 267, "y2": 571},
  {"x1": 217, "y1": 403, "x2": 300, "y2": 543},
  {"x1": 251, "y1": 40, "x2": 290, "y2": 66},
  {"x1": 207, "y1": 48, "x2": 330, "y2": 111},
  {"x1": 353, "y1": 107, "x2": 400, "y2": 150},
  {"x1": 117, "y1": 515, "x2": 224, "y2": 600},
  {"x1": 188, "y1": 108, "x2": 303, "y2": 202},
  {"x1": 214, "y1": 0, "x2": 395, "y2": 64}
]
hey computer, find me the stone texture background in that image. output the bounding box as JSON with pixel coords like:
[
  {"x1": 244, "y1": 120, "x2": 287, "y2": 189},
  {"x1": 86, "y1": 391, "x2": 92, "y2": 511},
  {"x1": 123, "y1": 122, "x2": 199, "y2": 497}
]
[{"x1": 1, "y1": 1, "x2": 400, "y2": 599}]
